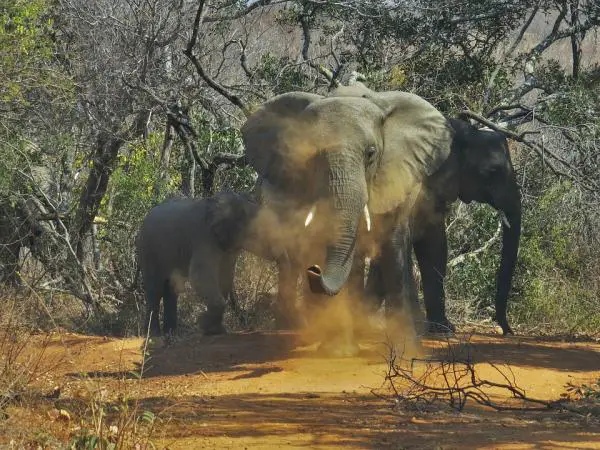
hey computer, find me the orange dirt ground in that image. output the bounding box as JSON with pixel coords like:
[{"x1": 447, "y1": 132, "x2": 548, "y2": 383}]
[{"x1": 2, "y1": 325, "x2": 600, "y2": 449}]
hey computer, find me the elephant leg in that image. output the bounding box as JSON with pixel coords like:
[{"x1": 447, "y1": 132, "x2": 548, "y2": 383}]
[
  {"x1": 364, "y1": 256, "x2": 386, "y2": 313},
  {"x1": 347, "y1": 254, "x2": 366, "y2": 300},
  {"x1": 219, "y1": 251, "x2": 244, "y2": 326},
  {"x1": 142, "y1": 275, "x2": 162, "y2": 336},
  {"x1": 413, "y1": 220, "x2": 455, "y2": 334},
  {"x1": 190, "y1": 252, "x2": 226, "y2": 335},
  {"x1": 380, "y1": 227, "x2": 421, "y2": 324},
  {"x1": 274, "y1": 255, "x2": 300, "y2": 329},
  {"x1": 162, "y1": 279, "x2": 178, "y2": 335}
]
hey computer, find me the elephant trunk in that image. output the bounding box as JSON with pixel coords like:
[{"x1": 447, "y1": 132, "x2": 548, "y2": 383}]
[
  {"x1": 495, "y1": 191, "x2": 521, "y2": 335},
  {"x1": 307, "y1": 154, "x2": 366, "y2": 296}
]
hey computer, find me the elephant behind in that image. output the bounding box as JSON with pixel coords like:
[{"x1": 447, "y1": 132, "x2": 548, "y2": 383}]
[{"x1": 137, "y1": 191, "x2": 279, "y2": 336}]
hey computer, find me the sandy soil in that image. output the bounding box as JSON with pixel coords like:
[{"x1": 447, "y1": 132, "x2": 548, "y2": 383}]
[{"x1": 2, "y1": 326, "x2": 600, "y2": 449}]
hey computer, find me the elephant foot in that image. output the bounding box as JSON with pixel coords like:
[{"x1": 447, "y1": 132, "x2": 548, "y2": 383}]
[
  {"x1": 426, "y1": 318, "x2": 456, "y2": 335},
  {"x1": 496, "y1": 318, "x2": 514, "y2": 336},
  {"x1": 317, "y1": 337, "x2": 361, "y2": 358}
]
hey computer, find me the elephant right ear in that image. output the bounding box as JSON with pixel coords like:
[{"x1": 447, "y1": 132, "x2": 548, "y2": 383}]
[
  {"x1": 368, "y1": 92, "x2": 453, "y2": 215},
  {"x1": 241, "y1": 92, "x2": 324, "y2": 192}
]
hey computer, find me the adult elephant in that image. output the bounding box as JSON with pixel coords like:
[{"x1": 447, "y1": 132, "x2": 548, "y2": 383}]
[
  {"x1": 137, "y1": 191, "x2": 286, "y2": 336},
  {"x1": 241, "y1": 90, "x2": 453, "y2": 322},
  {"x1": 364, "y1": 117, "x2": 521, "y2": 335},
  {"x1": 326, "y1": 84, "x2": 521, "y2": 335}
]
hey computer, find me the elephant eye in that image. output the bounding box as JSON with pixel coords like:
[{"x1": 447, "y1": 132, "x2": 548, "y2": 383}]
[{"x1": 365, "y1": 145, "x2": 377, "y2": 162}]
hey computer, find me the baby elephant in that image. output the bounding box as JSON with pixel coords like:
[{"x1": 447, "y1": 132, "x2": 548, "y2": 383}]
[{"x1": 137, "y1": 192, "x2": 263, "y2": 336}]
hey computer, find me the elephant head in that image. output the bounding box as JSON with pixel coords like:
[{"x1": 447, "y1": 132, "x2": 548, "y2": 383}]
[
  {"x1": 242, "y1": 90, "x2": 452, "y2": 296},
  {"x1": 449, "y1": 118, "x2": 521, "y2": 334}
]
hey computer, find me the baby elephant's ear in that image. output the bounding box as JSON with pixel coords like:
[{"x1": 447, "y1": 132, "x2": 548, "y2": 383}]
[
  {"x1": 208, "y1": 193, "x2": 257, "y2": 251},
  {"x1": 368, "y1": 92, "x2": 452, "y2": 215},
  {"x1": 241, "y1": 92, "x2": 323, "y2": 190}
]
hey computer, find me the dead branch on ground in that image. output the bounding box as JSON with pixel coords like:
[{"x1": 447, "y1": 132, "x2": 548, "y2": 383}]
[{"x1": 379, "y1": 333, "x2": 567, "y2": 413}]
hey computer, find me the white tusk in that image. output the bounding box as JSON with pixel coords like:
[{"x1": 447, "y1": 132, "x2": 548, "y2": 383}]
[
  {"x1": 304, "y1": 205, "x2": 316, "y2": 227},
  {"x1": 500, "y1": 212, "x2": 510, "y2": 229},
  {"x1": 364, "y1": 204, "x2": 371, "y2": 231}
]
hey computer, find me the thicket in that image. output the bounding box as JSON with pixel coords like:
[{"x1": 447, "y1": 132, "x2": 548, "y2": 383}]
[{"x1": 1, "y1": 0, "x2": 599, "y2": 336}]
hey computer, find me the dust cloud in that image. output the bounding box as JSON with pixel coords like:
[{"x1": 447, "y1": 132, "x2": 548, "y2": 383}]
[
  {"x1": 298, "y1": 288, "x2": 424, "y2": 361},
  {"x1": 240, "y1": 179, "x2": 425, "y2": 362}
]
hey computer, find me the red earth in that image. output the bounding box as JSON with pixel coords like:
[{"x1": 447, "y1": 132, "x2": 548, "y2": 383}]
[{"x1": 2, "y1": 321, "x2": 600, "y2": 449}]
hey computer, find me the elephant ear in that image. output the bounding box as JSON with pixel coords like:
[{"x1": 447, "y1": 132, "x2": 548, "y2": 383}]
[
  {"x1": 241, "y1": 92, "x2": 324, "y2": 194},
  {"x1": 207, "y1": 192, "x2": 259, "y2": 251},
  {"x1": 368, "y1": 91, "x2": 452, "y2": 214}
]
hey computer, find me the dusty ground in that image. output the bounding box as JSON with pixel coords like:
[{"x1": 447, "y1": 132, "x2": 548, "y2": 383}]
[{"x1": 2, "y1": 325, "x2": 600, "y2": 449}]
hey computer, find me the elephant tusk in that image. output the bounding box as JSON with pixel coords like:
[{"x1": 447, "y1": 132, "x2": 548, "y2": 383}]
[
  {"x1": 364, "y1": 204, "x2": 371, "y2": 231},
  {"x1": 304, "y1": 205, "x2": 316, "y2": 227},
  {"x1": 500, "y1": 211, "x2": 510, "y2": 229}
]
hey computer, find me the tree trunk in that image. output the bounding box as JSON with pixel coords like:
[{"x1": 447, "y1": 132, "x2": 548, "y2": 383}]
[
  {"x1": 570, "y1": 0, "x2": 583, "y2": 79},
  {"x1": 72, "y1": 132, "x2": 124, "y2": 260}
]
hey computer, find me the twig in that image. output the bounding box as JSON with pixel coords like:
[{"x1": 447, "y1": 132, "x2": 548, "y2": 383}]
[
  {"x1": 448, "y1": 221, "x2": 502, "y2": 268},
  {"x1": 184, "y1": 0, "x2": 250, "y2": 117},
  {"x1": 383, "y1": 334, "x2": 571, "y2": 413}
]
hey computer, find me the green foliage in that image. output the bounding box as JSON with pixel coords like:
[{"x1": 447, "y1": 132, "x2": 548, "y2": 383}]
[
  {"x1": 0, "y1": 0, "x2": 72, "y2": 114},
  {"x1": 445, "y1": 204, "x2": 501, "y2": 321},
  {"x1": 510, "y1": 180, "x2": 600, "y2": 334},
  {"x1": 254, "y1": 53, "x2": 312, "y2": 94},
  {"x1": 93, "y1": 133, "x2": 178, "y2": 335}
]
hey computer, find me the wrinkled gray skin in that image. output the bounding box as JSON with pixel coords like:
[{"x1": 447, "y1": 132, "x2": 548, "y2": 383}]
[
  {"x1": 365, "y1": 118, "x2": 521, "y2": 335},
  {"x1": 137, "y1": 191, "x2": 272, "y2": 336},
  {"x1": 241, "y1": 88, "x2": 453, "y2": 331}
]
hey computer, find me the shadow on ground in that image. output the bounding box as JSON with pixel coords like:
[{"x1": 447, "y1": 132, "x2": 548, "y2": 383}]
[
  {"x1": 138, "y1": 392, "x2": 600, "y2": 449},
  {"x1": 141, "y1": 331, "x2": 600, "y2": 378},
  {"x1": 427, "y1": 333, "x2": 600, "y2": 373},
  {"x1": 62, "y1": 331, "x2": 600, "y2": 381}
]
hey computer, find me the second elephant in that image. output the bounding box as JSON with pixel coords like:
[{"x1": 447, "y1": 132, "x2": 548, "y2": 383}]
[{"x1": 365, "y1": 117, "x2": 521, "y2": 335}]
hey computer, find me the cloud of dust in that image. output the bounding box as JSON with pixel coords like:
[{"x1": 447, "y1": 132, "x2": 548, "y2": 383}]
[
  {"x1": 298, "y1": 286, "x2": 424, "y2": 361},
  {"x1": 241, "y1": 171, "x2": 427, "y2": 363}
]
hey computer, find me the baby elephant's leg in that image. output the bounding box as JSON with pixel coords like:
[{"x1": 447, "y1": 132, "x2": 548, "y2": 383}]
[
  {"x1": 190, "y1": 253, "x2": 226, "y2": 335},
  {"x1": 162, "y1": 279, "x2": 178, "y2": 334}
]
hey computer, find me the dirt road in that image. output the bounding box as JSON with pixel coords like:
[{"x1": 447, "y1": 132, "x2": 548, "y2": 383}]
[{"x1": 3, "y1": 327, "x2": 600, "y2": 449}]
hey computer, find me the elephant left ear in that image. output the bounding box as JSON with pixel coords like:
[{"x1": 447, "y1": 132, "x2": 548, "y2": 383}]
[
  {"x1": 368, "y1": 92, "x2": 452, "y2": 215},
  {"x1": 208, "y1": 192, "x2": 258, "y2": 251}
]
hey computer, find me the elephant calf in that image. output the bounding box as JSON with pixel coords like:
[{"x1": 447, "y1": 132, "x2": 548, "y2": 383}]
[{"x1": 137, "y1": 191, "x2": 271, "y2": 336}]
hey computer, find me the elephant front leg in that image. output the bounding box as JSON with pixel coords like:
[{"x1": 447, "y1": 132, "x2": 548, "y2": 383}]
[
  {"x1": 162, "y1": 279, "x2": 178, "y2": 335},
  {"x1": 142, "y1": 275, "x2": 163, "y2": 336},
  {"x1": 190, "y1": 253, "x2": 227, "y2": 335},
  {"x1": 379, "y1": 237, "x2": 421, "y2": 325},
  {"x1": 364, "y1": 256, "x2": 386, "y2": 313},
  {"x1": 413, "y1": 220, "x2": 455, "y2": 334},
  {"x1": 377, "y1": 231, "x2": 423, "y2": 355},
  {"x1": 274, "y1": 255, "x2": 301, "y2": 330}
]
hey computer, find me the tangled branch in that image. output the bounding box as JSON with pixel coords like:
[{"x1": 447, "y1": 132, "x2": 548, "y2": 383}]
[
  {"x1": 459, "y1": 110, "x2": 598, "y2": 193},
  {"x1": 380, "y1": 334, "x2": 566, "y2": 413}
]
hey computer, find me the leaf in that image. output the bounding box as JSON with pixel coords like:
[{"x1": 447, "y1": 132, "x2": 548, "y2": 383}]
[{"x1": 141, "y1": 410, "x2": 156, "y2": 424}]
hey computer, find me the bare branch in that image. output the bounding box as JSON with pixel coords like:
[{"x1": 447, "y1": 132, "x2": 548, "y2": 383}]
[
  {"x1": 458, "y1": 110, "x2": 598, "y2": 192},
  {"x1": 184, "y1": 0, "x2": 250, "y2": 116},
  {"x1": 298, "y1": 13, "x2": 340, "y2": 88},
  {"x1": 448, "y1": 221, "x2": 502, "y2": 268}
]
